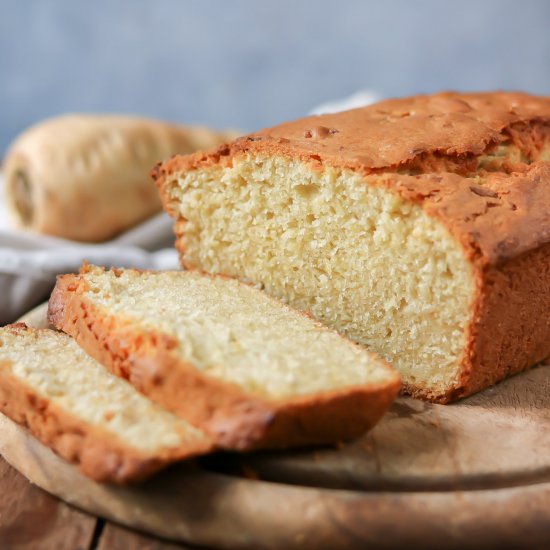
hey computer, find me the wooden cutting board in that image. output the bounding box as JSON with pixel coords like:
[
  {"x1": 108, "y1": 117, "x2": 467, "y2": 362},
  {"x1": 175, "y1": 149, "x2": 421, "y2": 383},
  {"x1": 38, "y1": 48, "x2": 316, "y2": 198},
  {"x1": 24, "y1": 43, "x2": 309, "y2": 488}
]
[{"x1": 1, "y1": 304, "x2": 549, "y2": 549}]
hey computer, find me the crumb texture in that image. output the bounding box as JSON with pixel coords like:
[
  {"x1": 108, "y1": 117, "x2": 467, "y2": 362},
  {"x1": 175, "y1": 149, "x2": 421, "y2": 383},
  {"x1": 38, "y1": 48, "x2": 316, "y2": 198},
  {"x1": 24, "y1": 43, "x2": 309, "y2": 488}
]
[
  {"x1": 169, "y1": 157, "x2": 475, "y2": 396},
  {"x1": 0, "y1": 327, "x2": 205, "y2": 452},
  {"x1": 82, "y1": 268, "x2": 393, "y2": 399}
]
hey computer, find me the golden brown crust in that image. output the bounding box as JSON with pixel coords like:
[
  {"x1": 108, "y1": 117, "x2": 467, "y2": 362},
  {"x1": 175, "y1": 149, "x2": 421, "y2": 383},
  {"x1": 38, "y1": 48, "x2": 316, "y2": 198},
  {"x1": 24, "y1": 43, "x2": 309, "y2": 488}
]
[
  {"x1": 450, "y1": 242, "x2": 550, "y2": 403},
  {"x1": 48, "y1": 268, "x2": 400, "y2": 450},
  {"x1": 152, "y1": 91, "x2": 550, "y2": 403},
  {"x1": 0, "y1": 324, "x2": 212, "y2": 484},
  {"x1": 152, "y1": 91, "x2": 550, "y2": 175}
]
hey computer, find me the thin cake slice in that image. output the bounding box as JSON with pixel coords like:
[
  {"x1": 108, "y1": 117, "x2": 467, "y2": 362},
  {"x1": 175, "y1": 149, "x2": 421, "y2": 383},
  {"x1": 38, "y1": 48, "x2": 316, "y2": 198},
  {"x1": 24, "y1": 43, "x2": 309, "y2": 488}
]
[
  {"x1": 0, "y1": 324, "x2": 212, "y2": 484},
  {"x1": 48, "y1": 265, "x2": 400, "y2": 450}
]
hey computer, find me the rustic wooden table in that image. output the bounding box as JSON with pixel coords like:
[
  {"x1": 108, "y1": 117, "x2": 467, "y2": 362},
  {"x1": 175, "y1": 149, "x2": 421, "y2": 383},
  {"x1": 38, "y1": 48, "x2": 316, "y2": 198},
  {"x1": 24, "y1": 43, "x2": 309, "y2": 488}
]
[{"x1": 0, "y1": 455, "x2": 192, "y2": 550}]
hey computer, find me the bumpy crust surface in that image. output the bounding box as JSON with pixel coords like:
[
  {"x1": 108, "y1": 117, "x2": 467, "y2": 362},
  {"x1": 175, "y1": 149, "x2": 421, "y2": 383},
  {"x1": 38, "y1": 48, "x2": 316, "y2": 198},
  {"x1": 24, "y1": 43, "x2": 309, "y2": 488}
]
[
  {"x1": 152, "y1": 91, "x2": 550, "y2": 403},
  {"x1": 0, "y1": 324, "x2": 212, "y2": 484},
  {"x1": 48, "y1": 268, "x2": 400, "y2": 450}
]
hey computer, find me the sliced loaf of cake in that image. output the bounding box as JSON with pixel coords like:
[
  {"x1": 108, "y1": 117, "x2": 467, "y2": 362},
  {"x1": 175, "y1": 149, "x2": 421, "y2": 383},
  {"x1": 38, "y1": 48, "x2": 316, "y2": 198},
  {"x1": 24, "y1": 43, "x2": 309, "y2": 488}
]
[
  {"x1": 48, "y1": 265, "x2": 400, "y2": 450},
  {"x1": 0, "y1": 324, "x2": 212, "y2": 483},
  {"x1": 152, "y1": 91, "x2": 550, "y2": 403}
]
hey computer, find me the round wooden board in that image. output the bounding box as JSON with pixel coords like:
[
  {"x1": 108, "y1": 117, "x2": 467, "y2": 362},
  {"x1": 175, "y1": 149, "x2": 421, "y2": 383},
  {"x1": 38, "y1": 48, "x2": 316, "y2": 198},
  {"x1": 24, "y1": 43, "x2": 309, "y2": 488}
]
[{"x1": 1, "y1": 303, "x2": 549, "y2": 549}]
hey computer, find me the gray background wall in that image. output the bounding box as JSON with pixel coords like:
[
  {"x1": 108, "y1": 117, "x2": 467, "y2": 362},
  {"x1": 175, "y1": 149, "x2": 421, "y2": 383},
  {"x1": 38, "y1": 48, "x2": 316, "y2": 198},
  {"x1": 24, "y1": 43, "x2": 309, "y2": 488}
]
[{"x1": 1, "y1": 0, "x2": 549, "y2": 155}]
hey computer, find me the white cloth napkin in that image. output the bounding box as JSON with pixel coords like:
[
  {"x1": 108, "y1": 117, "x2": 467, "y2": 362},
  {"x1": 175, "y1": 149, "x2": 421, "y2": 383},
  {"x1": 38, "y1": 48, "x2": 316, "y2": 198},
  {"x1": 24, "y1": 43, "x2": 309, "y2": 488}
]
[
  {"x1": 308, "y1": 90, "x2": 380, "y2": 115},
  {"x1": 0, "y1": 174, "x2": 179, "y2": 324},
  {"x1": 1, "y1": 90, "x2": 379, "y2": 325}
]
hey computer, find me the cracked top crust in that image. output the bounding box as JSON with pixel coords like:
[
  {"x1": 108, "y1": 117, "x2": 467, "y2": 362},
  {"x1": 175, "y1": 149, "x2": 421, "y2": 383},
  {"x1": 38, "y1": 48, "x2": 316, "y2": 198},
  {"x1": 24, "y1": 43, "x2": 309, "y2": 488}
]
[
  {"x1": 249, "y1": 91, "x2": 550, "y2": 170},
  {"x1": 153, "y1": 91, "x2": 550, "y2": 267}
]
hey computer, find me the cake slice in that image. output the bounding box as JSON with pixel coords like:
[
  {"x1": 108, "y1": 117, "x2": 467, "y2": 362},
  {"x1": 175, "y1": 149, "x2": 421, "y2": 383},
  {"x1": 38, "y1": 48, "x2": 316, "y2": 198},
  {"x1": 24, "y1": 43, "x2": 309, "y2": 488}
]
[
  {"x1": 48, "y1": 265, "x2": 400, "y2": 450},
  {"x1": 152, "y1": 91, "x2": 550, "y2": 403},
  {"x1": 0, "y1": 324, "x2": 212, "y2": 484}
]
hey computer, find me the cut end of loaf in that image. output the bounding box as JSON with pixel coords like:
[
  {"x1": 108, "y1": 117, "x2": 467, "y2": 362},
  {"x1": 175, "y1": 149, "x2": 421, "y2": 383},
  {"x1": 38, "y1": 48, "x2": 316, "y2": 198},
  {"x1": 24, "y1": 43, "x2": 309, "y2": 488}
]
[{"x1": 161, "y1": 154, "x2": 476, "y2": 402}]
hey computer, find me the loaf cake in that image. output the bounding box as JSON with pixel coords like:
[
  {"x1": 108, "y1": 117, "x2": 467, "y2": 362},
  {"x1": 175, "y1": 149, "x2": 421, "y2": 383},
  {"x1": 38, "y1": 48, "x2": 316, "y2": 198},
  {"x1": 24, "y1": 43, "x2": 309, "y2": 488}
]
[
  {"x1": 3, "y1": 114, "x2": 239, "y2": 242},
  {"x1": 152, "y1": 91, "x2": 550, "y2": 403},
  {"x1": 48, "y1": 265, "x2": 400, "y2": 450},
  {"x1": 0, "y1": 324, "x2": 212, "y2": 483}
]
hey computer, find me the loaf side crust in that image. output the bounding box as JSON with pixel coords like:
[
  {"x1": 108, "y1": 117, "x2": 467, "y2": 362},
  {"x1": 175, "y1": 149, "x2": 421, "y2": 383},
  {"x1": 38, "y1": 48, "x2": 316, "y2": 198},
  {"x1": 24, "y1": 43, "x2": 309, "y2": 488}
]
[
  {"x1": 0, "y1": 325, "x2": 212, "y2": 484},
  {"x1": 450, "y1": 241, "x2": 550, "y2": 402},
  {"x1": 48, "y1": 270, "x2": 400, "y2": 450}
]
